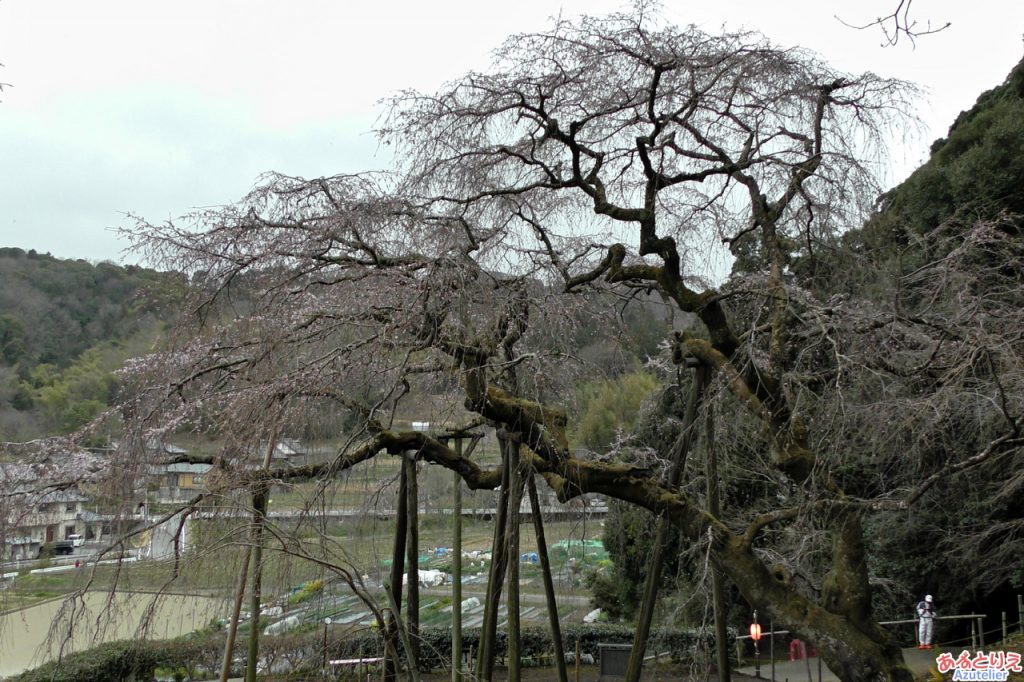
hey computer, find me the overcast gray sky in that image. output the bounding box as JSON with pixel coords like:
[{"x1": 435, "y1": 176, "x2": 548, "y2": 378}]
[{"x1": 1, "y1": 1, "x2": 1021, "y2": 264}]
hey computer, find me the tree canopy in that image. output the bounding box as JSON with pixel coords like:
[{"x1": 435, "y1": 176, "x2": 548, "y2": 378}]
[{"x1": 46, "y1": 9, "x2": 1023, "y2": 682}]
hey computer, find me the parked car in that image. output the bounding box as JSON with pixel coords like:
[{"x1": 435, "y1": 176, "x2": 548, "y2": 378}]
[
  {"x1": 38, "y1": 540, "x2": 74, "y2": 557},
  {"x1": 68, "y1": 534, "x2": 85, "y2": 547}
]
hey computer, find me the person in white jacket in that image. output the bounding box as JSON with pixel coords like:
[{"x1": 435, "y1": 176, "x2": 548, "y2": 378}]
[{"x1": 916, "y1": 594, "x2": 936, "y2": 649}]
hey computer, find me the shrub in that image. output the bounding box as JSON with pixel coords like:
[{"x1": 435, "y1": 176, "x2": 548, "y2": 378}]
[
  {"x1": 9, "y1": 636, "x2": 225, "y2": 682},
  {"x1": 287, "y1": 578, "x2": 325, "y2": 605},
  {"x1": 10, "y1": 621, "x2": 733, "y2": 680}
]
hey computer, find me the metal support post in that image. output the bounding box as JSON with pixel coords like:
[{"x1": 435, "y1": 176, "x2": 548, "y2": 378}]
[{"x1": 323, "y1": 617, "x2": 331, "y2": 671}]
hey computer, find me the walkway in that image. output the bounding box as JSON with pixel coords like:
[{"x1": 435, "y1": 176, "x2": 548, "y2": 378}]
[{"x1": 737, "y1": 646, "x2": 953, "y2": 681}]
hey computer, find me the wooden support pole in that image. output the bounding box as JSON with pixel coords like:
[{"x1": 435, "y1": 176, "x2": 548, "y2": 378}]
[
  {"x1": 218, "y1": 546, "x2": 251, "y2": 682},
  {"x1": 506, "y1": 443, "x2": 525, "y2": 682},
  {"x1": 477, "y1": 445, "x2": 511, "y2": 681},
  {"x1": 244, "y1": 434, "x2": 277, "y2": 682},
  {"x1": 244, "y1": 483, "x2": 269, "y2": 682},
  {"x1": 385, "y1": 462, "x2": 409, "y2": 681},
  {"x1": 405, "y1": 454, "x2": 421, "y2": 670},
  {"x1": 625, "y1": 364, "x2": 709, "y2": 682},
  {"x1": 384, "y1": 584, "x2": 422, "y2": 682},
  {"x1": 706, "y1": 399, "x2": 731, "y2": 682},
  {"x1": 529, "y1": 474, "x2": 568, "y2": 682},
  {"x1": 452, "y1": 438, "x2": 464, "y2": 682},
  {"x1": 450, "y1": 435, "x2": 480, "y2": 682}
]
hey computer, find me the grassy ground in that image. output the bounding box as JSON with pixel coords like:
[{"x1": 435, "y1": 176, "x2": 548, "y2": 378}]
[{"x1": 994, "y1": 632, "x2": 1024, "y2": 682}]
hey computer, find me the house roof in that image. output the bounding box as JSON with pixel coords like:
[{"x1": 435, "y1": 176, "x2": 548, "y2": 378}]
[
  {"x1": 274, "y1": 441, "x2": 297, "y2": 457},
  {"x1": 3, "y1": 485, "x2": 89, "y2": 503},
  {"x1": 262, "y1": 440, "x2": 302, "y2": 458},
  {"x1": 146, "y1": 440, "x2": 188, "y2": 455},
  {"x1": 163, "y1": 462, "x2": 212, "y2": 474},
  {"x1": 250, "y1": 439, "x2": 303, "y2": 463},
  {"x1": 36, "y1": 489, "x2": 90, "y2": 503}
]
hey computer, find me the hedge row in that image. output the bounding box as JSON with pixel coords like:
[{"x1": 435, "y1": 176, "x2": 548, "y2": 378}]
[
  {"x1": 329, "y1": 623, "x2": 734, "y2": 672},
  {"x1": 9, "y1": 637, "x2": 225, "y2": 682},
  {"x1": 10, "y1": 623, "x2": 734, "y2": 681}
]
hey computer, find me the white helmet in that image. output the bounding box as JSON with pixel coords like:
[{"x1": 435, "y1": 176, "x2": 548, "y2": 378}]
[{"x1": 925, "y1": 595, "x2": 933, "y2": 602}]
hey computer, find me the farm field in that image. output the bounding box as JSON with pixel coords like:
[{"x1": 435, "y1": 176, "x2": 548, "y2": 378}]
[
  {"x1": 0, "y1": 513, "x2": 606, "y2": 678},
  {"x1": 2, "y1": 514, "x2": 605, "y2": 617}
]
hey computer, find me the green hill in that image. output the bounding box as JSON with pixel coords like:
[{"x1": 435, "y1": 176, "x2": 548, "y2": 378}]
[
  {"x1": 0, "y1": 248, "x2": 183, "y2": 440},
  {"x1": 855, "y1": 53, "x2": 1024, "y2": 256},
  {"x1": 818, "y1": 53, "x2": 1024, "y2": 624},
  {"x1": 791, "y1": 53, "x2": 1024, "y2": 298}
]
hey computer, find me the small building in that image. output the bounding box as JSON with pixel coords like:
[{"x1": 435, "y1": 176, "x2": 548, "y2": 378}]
[
  {"x1": 265, "y1": 438, "x2": 306, "y2": 467},
  {"x1": 1, "y1": 487, "x2": 106, "y2": 561},
  {"x1": 236, "y1": 438, "x2": 307, "y2": 474},
  {"x1": 155, "y1": 462, "x2": 213, "y2": 503}
]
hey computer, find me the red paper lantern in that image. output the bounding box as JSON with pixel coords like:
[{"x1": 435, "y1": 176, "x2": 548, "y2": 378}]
[{"x1": 749, "y1": 622, "x2": 762, "y2": 641}]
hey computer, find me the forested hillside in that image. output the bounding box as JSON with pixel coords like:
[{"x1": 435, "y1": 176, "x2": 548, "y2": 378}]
[
  {"x1": 797, "y1": 53, "x2": 1024, "y2": 293},
  {"x1": 0, "y1": 245, "x2": 666, "y2": 444},
  {"x1": 0, "y1": 248, "x2": 182, "y2": 440},
  {"x1": 810, "y1": 53, "x2": 1024, "y2": 623},
  {"x1": 863, "y1": 55, "x2": 1024, "y2": 245}
]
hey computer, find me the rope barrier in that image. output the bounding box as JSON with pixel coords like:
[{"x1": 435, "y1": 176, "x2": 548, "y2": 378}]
[
  {"x1": 937, "y1": 633, "x2": 975, "y2": 648},
  {"x1": 980, "y1": 622, "x2": 1016, "y2": 639}
]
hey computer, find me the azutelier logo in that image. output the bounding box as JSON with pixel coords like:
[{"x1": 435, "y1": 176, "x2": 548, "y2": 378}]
[{"x1": 936, "y1": 651, "x2": 1022, "y2": 681}]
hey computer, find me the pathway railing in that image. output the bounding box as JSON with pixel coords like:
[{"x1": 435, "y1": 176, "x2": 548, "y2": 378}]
[
  {"x1": 876, "y1": 614, "x2": 988, "y2": 648},
  {"x1": 734, "y1": 611, "x2": 1022, "y2": 671},
  {"x1": 734, "y1": 610, "x2": 1023, "y2": 682},
  {"x1": 736, "y1": 612, "x2": 1019, "y2": 649}
]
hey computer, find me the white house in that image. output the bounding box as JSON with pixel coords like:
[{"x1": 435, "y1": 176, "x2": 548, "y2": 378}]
[{"x1": 1, "y1": 486, "x2": 105, "y2": 560}]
